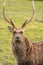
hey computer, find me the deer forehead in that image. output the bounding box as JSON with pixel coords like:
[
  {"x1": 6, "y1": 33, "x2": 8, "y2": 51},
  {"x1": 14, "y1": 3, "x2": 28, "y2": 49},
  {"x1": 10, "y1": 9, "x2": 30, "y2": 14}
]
[{"x1": 14, "y1": 28, "x2": 23, "y2": 32}]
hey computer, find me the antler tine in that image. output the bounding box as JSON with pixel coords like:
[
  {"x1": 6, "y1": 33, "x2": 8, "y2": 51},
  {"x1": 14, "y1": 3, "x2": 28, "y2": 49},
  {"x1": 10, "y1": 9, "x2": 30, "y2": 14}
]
[
  {"x1": 36, "y1": 19, "x2": 43, "y2": 22},
  {"x1": 26, "y1": 0, "x2": 35, "y2": 23},
  {"x1": 21, "y1": 0, "x2": 35, "y2": 29},
  {"x1": 3, "y1": 1, "x2": 16, "y2": 28}
]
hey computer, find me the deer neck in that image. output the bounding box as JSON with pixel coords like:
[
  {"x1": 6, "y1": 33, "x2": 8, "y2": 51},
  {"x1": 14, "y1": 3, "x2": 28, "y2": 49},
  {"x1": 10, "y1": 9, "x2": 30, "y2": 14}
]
[{"x1": 12, "y1": 36, "x2": 33, "y2": 63}]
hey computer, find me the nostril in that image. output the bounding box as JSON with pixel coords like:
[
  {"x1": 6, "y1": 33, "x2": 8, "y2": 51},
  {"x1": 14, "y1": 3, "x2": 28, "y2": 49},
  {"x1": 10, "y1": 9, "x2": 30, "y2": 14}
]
[{"x1": 16, "y1": 37, "x2": 19, "y2": 40}]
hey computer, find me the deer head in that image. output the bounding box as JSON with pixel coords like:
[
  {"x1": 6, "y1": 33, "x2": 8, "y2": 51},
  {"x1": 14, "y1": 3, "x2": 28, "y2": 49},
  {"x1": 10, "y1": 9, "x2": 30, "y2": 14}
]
[{"x1": 3, "y1": 0, "x2": 35, "y2": 43}]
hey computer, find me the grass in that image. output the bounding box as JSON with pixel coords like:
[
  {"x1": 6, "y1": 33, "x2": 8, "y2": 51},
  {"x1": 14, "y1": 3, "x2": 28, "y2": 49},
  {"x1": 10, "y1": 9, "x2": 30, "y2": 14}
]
[{"x1": 0, "y1": 0, "x2": 43, "y2": 65}]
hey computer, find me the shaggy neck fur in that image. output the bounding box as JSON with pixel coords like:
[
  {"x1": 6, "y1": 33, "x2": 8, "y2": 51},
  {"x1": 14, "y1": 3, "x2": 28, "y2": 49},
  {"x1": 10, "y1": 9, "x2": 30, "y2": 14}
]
[{"x1": 12, "y1": 36, "x2": 33, "y2": 64}]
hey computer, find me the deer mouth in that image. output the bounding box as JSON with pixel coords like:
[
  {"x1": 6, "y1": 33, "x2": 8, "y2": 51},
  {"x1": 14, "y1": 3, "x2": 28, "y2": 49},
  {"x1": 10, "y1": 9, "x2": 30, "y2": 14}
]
[{"x1": 15, "y1": 40, "x2": 21, "y2": 43}]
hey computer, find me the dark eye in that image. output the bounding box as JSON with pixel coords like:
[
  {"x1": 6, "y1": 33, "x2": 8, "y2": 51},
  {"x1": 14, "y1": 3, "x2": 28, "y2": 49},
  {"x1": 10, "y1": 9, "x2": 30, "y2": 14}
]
[
  {"x1": 13, "y1": 31, "x2": 16, "y2": 34},
  {"x1": 20, "y1": 31, "x2": 23, "y2": 34}
]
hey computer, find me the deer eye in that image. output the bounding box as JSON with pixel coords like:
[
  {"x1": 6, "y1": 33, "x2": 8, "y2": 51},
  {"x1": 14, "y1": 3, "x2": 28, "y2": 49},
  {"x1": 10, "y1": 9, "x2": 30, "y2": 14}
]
[
  {"x1": 13, "y1": 31, "x2": 16, "y2": 34},
  {"x1": 20, "y1": 31, "x2": 23, "y2": 34}
]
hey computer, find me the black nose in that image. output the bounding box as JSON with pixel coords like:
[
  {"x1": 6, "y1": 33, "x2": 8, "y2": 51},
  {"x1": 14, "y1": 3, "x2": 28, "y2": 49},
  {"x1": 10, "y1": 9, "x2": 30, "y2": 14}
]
[{"x1": 16, "y1": 36, "x2": 19, "y2": 40}]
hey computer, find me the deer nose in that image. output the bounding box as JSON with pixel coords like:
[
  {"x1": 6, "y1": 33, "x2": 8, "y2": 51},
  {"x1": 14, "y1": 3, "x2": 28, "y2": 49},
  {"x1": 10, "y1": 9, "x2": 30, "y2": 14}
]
[{"x1": 16, "y1": 36, "x2": 19, "y2": 40}]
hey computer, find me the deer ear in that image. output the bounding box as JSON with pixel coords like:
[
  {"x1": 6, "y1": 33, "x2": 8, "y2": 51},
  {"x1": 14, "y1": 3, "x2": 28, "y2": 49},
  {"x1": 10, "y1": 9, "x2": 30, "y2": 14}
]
[{"x1": 7, "y1": 26, "x2": 14, "y2": 32}]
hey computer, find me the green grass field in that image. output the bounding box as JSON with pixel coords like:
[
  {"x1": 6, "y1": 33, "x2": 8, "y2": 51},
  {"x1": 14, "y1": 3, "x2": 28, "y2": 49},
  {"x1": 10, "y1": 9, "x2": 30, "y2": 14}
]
[{"x1": 0, "y1": 0, "x2": 43, "y2": 65}]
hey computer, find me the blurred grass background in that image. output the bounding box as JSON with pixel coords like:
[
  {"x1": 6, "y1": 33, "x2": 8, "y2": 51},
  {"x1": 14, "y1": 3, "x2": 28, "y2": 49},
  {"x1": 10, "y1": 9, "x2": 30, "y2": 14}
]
[{"x1": 0, "y1": 0, "x2": 43, "y2": 65}]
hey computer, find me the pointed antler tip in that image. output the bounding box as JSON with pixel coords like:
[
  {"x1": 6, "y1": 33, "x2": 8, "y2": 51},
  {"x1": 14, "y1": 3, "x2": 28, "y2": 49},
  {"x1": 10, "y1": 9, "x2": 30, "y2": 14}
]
[
  {"x1": 32, "y1": 0, "x2": 35, "y2": 10},
  {"x1": 3, "y1": 1, "x2": 6, "y2": 7}
]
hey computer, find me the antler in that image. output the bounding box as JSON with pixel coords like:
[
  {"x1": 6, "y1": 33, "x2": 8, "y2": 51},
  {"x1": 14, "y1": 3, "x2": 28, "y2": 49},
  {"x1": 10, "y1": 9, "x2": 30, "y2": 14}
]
[
  {"x1": 36, "y1": 19, "x2": 43, "y2": 22},
  {"x1": 21, "y1": 0, "x2": 35, "y2": 29},
  {"x1": 3, "y1": 1, "x2": 16, "y2": 28}
]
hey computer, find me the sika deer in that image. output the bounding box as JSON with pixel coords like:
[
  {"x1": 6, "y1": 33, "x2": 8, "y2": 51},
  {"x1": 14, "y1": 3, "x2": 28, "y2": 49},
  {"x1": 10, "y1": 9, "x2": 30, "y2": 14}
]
[{"x1": 3, "y1": 0, "x2": 43, "y2": 65}]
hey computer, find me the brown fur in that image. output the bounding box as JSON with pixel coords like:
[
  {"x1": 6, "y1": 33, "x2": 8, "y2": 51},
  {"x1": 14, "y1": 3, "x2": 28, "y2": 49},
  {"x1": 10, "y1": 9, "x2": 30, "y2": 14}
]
[{"x1": 12, "y1": 35, "x2": 43, "y2": 65}]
